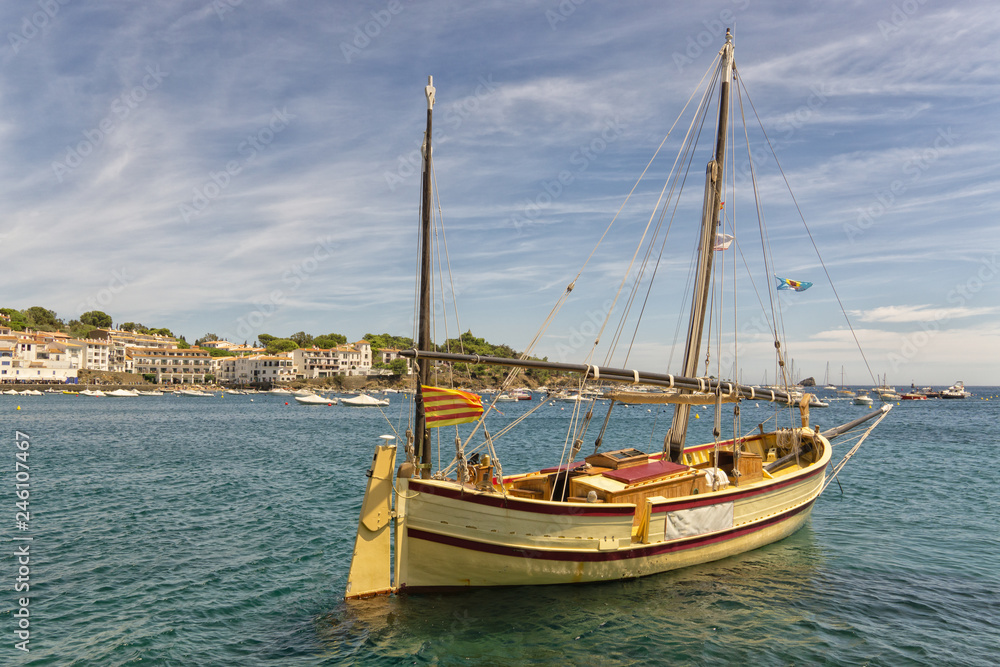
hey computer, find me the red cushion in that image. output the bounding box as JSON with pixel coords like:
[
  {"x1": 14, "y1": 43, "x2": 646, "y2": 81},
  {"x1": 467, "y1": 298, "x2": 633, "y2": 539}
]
[{"x1": 602, "y1": 460, "x2": 689, "y2": 484}]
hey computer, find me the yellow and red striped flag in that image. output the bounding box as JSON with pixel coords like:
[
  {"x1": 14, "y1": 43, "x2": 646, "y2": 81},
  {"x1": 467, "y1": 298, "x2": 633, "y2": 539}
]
[{"x1": 421, "y1": 385, "x2": 483, "y2": 428}]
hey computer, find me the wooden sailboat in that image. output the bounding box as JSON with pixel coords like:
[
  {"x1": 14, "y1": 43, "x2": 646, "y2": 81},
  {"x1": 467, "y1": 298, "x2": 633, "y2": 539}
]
[{"x1": 345, "y1": 32, "x2": 891, "y2": 598}]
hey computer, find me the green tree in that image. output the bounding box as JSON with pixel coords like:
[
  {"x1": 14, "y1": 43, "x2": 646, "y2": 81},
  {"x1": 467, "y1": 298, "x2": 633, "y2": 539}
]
[
  {"x1": 313, "y1": 333, "x2": 347, "y2": 348},
  {"x1": 257, "y1": 333, "x2": 277, "y2": 346},
  {"x1": 177, "y1": 337, "x2": 190, "y2": 349},
  {"x1": 265, "y1": 338, "x2": 299, "y2": 354},
  {"x1": 196, "y1": 333, "x2": 220, "y2": 345},
  {"x1": 121, "y1": 321, "x2": 143, "y2": 332},
  {"x1": 67, "y1": 319, "x2": 96, "y2": 338},
  {"x1": 390, "y1": 358, "x2": 408, "y2": 376},
  {"x1": 80, "y1": 310, "x2": 112, "y2": 328},
  {"x1": 1, "y1": 308, "x2": 28, "y2": 331},
  {"x1": 289, "y1": 331, "x2": 314, "y2": 348},
  {"x1": 363, "y1": 333, "x2": 414, "y2": 355},
  {"x1": 24, "y1": 306, "x2": 62, "y2": 330}
]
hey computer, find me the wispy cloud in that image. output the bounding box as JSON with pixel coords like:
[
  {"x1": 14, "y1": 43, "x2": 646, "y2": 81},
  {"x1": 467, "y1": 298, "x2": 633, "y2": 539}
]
[
  {"x1": 856, "y1": 305, "x2": 998, "y2": 323},
  {"x1": 0, "y1": 1, "x2": 998, "y2": 383}
]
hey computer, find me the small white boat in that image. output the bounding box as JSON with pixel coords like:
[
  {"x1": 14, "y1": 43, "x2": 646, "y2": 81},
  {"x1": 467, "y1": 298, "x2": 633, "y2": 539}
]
[
  {"x1": 341, "y1": 394, "x2": 389, "y2": 407},
  {"x1": 136, "y1": 390, "x2": 164, "y2": 396},
  {"x1": 80, "y1": 389, "x2": 106, "y2": 397},
  {"x1": 178, "y1": 389, "x2": 213, "y2": 397},
  {"x1": 853, "y1": 391, "x2": 873, "y2": 406},
  {"x1": 269, "y1": 388, "x2": 292, "y2": 395},
  {"x1": 294, "y1": 394, "x2": 338, "y2": 405},
  {"x1": 107, "y1": 389, "x2": 139, "y2": 397},
  {"x1": 941, "y1": 381, "x2": 970, "y2": 399}
]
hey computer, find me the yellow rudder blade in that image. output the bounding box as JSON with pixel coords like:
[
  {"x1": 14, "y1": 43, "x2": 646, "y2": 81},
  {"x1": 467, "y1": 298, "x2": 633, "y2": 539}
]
[{"x1": 345, "y1": 443, "x2": 397, "y2": 600}]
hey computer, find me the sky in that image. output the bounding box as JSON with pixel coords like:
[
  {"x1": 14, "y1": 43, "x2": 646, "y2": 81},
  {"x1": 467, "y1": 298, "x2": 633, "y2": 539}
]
[{"x1": 2, "y1": 0, "x2": 999, "y2": 386}]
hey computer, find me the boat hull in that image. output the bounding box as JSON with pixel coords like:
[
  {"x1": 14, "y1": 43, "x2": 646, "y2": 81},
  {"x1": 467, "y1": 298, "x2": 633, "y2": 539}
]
[{"x1": 396, "y1": 457, "x2": 825, "y2": 590}]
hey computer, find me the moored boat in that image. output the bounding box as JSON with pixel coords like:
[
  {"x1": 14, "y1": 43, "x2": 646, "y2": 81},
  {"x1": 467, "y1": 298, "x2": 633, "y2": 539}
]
[
  {"x1": 107, "y1": 389, "x2": 139, "y2": 397},
  {"x1": 294, "y1": 394, "x2": 338, "y2": 405},
  {"x1": 178, "y1": 389, "x2": 213, "y2": 397},
  {"x1": 345, "y1": 34, "x2": 892, "y2": 599},
  {"x1": 341, "y1": 394, "x2": 389, "y2": 407},
  {"x1": 941, "y1": 381, "x2": 970, "y2": 399}
]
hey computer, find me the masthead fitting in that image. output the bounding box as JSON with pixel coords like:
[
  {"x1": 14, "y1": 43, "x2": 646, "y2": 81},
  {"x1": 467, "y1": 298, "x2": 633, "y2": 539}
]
[{"x1": 425, "y1": 75, "x2": 436, "y2": 110}]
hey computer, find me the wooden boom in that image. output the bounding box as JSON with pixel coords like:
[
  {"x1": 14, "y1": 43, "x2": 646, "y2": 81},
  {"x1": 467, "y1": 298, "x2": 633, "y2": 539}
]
[{"x1": 398, "y1": 348, "x2": 801, "y2": 405}]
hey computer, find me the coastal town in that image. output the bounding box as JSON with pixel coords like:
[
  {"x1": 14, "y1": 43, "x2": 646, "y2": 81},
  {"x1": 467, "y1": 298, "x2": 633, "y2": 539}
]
[{"x1": 0, "y1": 319, "x2": 411, "y2": 386}]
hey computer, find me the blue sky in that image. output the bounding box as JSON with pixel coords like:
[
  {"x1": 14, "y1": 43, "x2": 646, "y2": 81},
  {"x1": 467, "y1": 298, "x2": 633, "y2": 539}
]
[{"x1": 2, "y1": 0, "x2": 998, "y2": 386}]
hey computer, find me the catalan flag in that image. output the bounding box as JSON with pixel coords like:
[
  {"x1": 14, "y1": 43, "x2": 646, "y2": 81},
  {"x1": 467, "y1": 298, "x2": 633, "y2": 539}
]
[
  {"x1": 774, "y1": 275, "x2": 813, "y2": 292},
  {"x1": 421, "y1": 385, "x2": 484, "y2": 428}
]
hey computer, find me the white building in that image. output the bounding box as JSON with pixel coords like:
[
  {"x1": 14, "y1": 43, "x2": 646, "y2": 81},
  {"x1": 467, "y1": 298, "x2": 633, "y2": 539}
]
[
  {"x1": 227, "y1": 354, "x2": 295, "y2": 385},
  {"x1": 0, "y1": 333, "x2": 79, "y2": 383},
  {"x1": 291, "y1": 340, "x2": 372, "y2": 378},
  {"x1": 129, "y1": 347, "x2": 213, "y2": 384},
  {"x1": 378, "y1": 347, "x2": 413, "y2": 374},
  {"x1": 62, "y1": 339, "x2": 111, "y2": 371},
  {"x1": 90, "y1": 329, "x2": 178, "y2": 373}
]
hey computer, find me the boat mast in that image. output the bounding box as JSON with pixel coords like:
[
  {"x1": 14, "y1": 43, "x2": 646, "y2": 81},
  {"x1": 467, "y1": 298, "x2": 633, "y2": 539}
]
[
  {"x1": 666, "y1": 29, "x2": 734, "y2": 463},
  {"x1": 415, "y1": 76, "x2": 435, "y2": 479}
]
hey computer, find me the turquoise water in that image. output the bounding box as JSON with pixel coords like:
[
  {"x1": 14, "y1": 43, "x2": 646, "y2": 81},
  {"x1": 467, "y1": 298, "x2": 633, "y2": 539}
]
[{"x1": 3, "y1": 389, "x2": 999, "y2": 665}]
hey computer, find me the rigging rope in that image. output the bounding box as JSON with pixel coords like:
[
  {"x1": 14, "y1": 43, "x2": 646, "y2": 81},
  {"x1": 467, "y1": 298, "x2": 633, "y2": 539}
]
[{"x1": 736, "y1": 75, "x2": 880, "y2": 390}]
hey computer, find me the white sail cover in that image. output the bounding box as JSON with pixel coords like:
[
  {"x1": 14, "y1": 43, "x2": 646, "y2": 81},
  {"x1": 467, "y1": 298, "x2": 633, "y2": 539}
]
[{"x1": 342, "y1": 394, "x2": 389, "y2": 407}]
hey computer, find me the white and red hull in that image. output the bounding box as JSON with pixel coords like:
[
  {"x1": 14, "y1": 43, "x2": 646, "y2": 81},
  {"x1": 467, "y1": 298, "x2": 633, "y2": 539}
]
[{"x1": 394, "y1": 444, "x2": 827, "y2": 590}]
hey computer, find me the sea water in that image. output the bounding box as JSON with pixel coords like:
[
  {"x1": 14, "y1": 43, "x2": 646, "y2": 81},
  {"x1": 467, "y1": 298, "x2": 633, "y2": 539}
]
[{"x1": 2, "y1": 389, "x2": 999, "y2": 665}]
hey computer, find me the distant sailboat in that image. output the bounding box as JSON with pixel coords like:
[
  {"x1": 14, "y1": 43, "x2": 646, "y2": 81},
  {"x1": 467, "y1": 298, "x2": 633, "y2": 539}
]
[{"x1": 823, "y1": 362, "x2": 836, "y2": 390}]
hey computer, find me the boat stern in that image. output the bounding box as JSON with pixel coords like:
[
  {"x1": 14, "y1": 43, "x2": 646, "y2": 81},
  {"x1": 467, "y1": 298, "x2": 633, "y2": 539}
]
[{"x1": 344, "y1": 438, "x2": 397, "y2": 600}]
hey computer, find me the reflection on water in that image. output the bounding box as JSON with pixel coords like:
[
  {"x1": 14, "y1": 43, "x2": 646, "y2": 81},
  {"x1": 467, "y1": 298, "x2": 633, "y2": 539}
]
[{"x1": 320, "y1": 529, "x2": 827, "y2": 665}]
